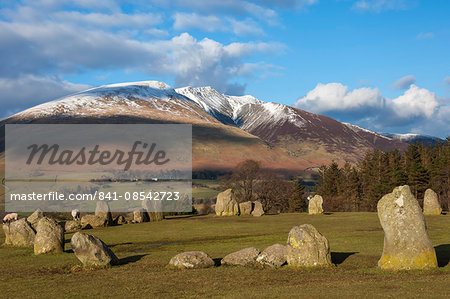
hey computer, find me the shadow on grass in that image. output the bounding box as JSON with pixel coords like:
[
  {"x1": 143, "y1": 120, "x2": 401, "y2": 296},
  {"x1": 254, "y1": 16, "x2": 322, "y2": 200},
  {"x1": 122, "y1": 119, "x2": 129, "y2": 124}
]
[
  {"x1": 109, "y1": 242, "x2": 132, "y2": 248},
  {"x1": 435, "y1": 244, "x2": 450, "y2": 267},
  {"x1": 331, "y1": 252, "x2": 358, "y2": 265},
  {"x1": 213, "y1": 258, "x2": 222, "y2": 267},
  {"x1": 323, "y1": 212, "x2": 333, "y2": 215},
  {"x1": 119, "y1": 254, "x2": 148, "y2": 265}
]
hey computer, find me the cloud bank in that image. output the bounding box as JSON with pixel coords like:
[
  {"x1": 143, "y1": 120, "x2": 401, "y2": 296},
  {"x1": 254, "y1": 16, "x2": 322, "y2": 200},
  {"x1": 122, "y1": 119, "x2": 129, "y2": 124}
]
[
  {"x1": 295, "y1": 82, "x2": 448, "y2": 137},
  {"x1": 0, "y1": 0, "x2": 292, "y2": 118}
]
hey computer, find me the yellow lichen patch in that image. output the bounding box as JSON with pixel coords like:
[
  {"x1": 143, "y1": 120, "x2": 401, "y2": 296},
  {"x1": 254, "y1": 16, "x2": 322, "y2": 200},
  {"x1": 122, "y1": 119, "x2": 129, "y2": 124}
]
[{"x1": 378, "y1": 249, "x2": 438, "y2": 270}]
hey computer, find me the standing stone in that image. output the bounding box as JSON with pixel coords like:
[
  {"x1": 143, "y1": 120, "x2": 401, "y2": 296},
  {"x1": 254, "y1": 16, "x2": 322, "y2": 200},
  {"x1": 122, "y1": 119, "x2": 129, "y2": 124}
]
[
  {"x1": 252, "y1": 201, "x2": 264, "y2": 217},
  {"x1": 71, "y1": 232, "x2": 119, "y2": 266},
  {"x1": 169, "y1": 251, "x2": 215, "y2": 269},
  {"x1": 423, "y1": 189, "x2": 442, "y2": 216},
  {"x1": 286, "y1": 224, "x2": 331, "y2": 267},
  {"x1": 215, "y1": 189, "x2": 239, "y2": 216},
  {"x1": 114, "y1": 215, "x2": 127, "y2": 225},
  {"x1": 239, "y1": 201, "x2": 253, "y2": 216},
  {"x1": 221, "y1": 247, "x2": 260, "y2": 266},
  {"x1": 142, "y1": 198, "x2": 164, "y2": 221},
  {"x1": 34, "y1": 217, "x2": 65, "y2": 255},
  {"x1": 377, "y1": 185, "x2": 438, "y2": 270},
  {"x1": 308, "y1": 195, "x2": 324, "y2": 215},
  {"x1": 2, "y1": 219, "x2": 35, "y2": 247},
  {"x1": 65, "y1": 220, "x2": 82, "y2": 232},
  {"x1": 27, "y1": 209, "x2": 44, "y2": 229},
  {"x1": 81, "y1": 214, "x2": 109, "y2": 229},
  {"x1": 133, "y1": 208, "x2": 150, "y2": 223},
  {"x1": 95, "y1": 201, "x2": 113, "y2": 225},
  {"x1": 256, "y1": 244, "x2": 287, "y2": 268}
]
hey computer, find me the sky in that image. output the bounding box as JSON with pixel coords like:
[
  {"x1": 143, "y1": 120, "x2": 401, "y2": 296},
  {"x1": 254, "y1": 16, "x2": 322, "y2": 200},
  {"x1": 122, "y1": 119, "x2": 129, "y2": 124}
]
[{"x1": 1, "y1": 0, "x2": 449, "y2": 138}]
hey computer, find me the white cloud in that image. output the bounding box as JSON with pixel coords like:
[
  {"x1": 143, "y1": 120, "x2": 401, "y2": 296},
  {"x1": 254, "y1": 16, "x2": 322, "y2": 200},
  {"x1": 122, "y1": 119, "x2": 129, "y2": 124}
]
[
  {"x1": 295, "y1": 83, "x2": 384, "y2": 115},
  {"x1": 392, "y1": 75, "x2": 416, "y2": 90},
  {"x1": 352, "y1": 0, "x2": 411, "y2": 12},
  {"x1": 295, "y1": 83, "x2": 445, "y2": 136},
  {"x1": 229, "y1": 18, "x2": 265, "y2": 36},
  {"x1": 173, "y1": 12, "x2": 223, "y2": 32},
  {"x1": 389, "y1": 84, "x2": 438, "y2": 119},
  {"x1": 416, "y1": 32, "x2": 434, "y2": 40},
  {"x1": 54, "y1": 11, "x2": 162, "y2": 29}
]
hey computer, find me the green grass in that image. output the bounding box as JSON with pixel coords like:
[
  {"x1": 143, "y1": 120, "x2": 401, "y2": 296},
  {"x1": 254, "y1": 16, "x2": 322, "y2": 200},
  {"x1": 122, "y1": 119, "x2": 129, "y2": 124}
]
[{"x1": 0, "y1": 213, "x2": 449, "y2": 298}]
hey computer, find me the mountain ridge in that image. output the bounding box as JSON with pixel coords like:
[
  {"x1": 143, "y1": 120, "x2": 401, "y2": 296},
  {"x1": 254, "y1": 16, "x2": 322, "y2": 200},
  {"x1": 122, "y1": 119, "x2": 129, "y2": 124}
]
[{"x1": 1, "y1": 80, "x2": 412, "y2": 171}]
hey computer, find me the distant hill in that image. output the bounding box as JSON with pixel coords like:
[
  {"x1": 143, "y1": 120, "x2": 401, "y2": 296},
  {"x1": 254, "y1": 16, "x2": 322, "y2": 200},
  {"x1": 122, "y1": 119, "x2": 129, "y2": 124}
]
[{"x1": 382, "y1": 133, "x2": 444, "y2": 146}]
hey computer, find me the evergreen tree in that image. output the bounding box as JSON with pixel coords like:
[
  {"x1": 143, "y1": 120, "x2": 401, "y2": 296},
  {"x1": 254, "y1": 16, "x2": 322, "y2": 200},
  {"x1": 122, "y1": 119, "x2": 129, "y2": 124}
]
[{"x1": 288, "y1": 178, "x2": 305, "y2": 212}]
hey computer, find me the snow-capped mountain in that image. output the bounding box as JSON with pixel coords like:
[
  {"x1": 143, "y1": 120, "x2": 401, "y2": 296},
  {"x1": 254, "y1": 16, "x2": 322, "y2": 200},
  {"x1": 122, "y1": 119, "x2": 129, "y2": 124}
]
[
  {"x1": 382, "y1": 133, "x2": 444, "y2": 146},
  {"x1": 1, "y1": 80, "x2": 409, "y2": 170}
]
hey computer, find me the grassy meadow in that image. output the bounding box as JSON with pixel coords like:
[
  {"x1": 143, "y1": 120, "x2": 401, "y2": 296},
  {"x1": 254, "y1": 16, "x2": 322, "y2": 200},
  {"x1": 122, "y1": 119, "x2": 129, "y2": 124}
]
[{"x1": 0, "y1": 212, "x2": 449, "y2": 298}]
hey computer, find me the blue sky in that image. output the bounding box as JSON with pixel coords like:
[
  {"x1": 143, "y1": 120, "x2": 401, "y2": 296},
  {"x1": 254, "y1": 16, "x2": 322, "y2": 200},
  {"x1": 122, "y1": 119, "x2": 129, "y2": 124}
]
[{"x1": 1, "y1": 0, "x2": 449, "y2": 137}]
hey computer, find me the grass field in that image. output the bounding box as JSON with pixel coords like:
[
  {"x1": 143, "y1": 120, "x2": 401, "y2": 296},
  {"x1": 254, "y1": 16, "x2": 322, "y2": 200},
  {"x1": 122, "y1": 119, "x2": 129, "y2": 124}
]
[{"x1": 0, "y1": 213, "x2": 449, "y2": 298}]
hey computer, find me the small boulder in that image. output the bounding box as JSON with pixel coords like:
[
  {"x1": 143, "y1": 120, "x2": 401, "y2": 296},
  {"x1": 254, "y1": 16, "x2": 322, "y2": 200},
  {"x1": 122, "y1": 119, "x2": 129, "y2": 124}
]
[
  {"x1": 2, "y1": 218, "x2": 35, "y2": 247},
  {"x1": 27, "y1": 209, "x2": 44, "y2": 229},
  {"x1": 286, "y1": 224, "x2": 331, "y2": 267},
  {"x1": 71, "y1": 232, "x2": 119, "y2": 267},
  {"x1": 114, "y1": 215, "x2": 127, "y2": 225},
  {"x1": 81, "y1": 214, "x2": 109, "y2": 229},
  {"x1": 133, "y1": 208, "x2": 149, "y2": 223},
  {"x1": 377, "y1": 185, "x2": 437, "y2": 270},
  {"x1": 423, "y1": 189, "x2": 442, "y2": 216},
  {"x1": 215, "y1": 189, "x2": 239, "y2": 216},
  {"x1": 308, "y1": 195, "x2": 324, "y2": 215},
  {"x1": 65, "y1": 220, "x2": 82, "y2": 232},
  {"x1": 256, "y1": 244, "x2": 287, "y2": 268},
  {"x1": 34, "y1": 217, "x2": 64, "y2": 255},
  {"x1": 252, "y1": 201, "x2": 264, "y2": 217},
  {"x1": 221, "y1": 247, "x2": 260, "y2": 266},
  {"x1": 149, "y1": 212, "x2": 164, "y2": 222},
  {"x1": 95, "y1": 201, "x2": 113, "y2": 225},
  {"x1": 239, "y1": 201, "x2": 253, "y2": 216},
  {"x1": 169, "y1": 251, "x2": 215, "y2": 269}
]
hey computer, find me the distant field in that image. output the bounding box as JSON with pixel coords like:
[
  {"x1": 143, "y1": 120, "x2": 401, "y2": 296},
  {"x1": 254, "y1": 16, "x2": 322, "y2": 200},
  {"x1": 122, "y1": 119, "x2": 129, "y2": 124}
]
[
  {"x1": 0, "y1": 213, "x2": 449, "y2": 298},
  {"x1": 192, "y1": 179, "x2": 221, "y2": 201}
]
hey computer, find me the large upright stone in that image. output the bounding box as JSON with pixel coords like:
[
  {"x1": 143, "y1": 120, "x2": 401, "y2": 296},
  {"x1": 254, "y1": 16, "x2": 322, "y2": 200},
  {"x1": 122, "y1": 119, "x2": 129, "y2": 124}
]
[
  {"x1": 252, "y1": 201, "x2": 264, "y2": 217},
  {"x1": 2, "y1": 219, "x2": 35, "y2": 247},
  {"x1": 27, "y1": 209, "x2": 44, "y2": 229},
  {"x1": 71, "y1": 232, "x2": 119, "y2": 266},
  {"x1": 377, "y1": 185, "x2": 438, "y2": 270},
  {"x1": 308, "y1": 195, "x2": 324, "y2": 215},
  {"x1": 286, "y1": 224, "x2": 331, "y2": 267},
  {"x1": 34, "y1": 217, "x2": 64, "y2": 255},
  {"x1": 95, "y1": 201, "x2": 113, "y2": 225},
  {"x1": 215, "y1": 189, "x2": 239, "y2": 216},
  {"x1": 423, "y1": 189, "x2": 442, "y2": 216},
  {"x1": 133, "y1": 208, "x2": 149, "y2": 223},
  {"x1": 239, "y1": 201, "x2": 253, "y2": 216}
]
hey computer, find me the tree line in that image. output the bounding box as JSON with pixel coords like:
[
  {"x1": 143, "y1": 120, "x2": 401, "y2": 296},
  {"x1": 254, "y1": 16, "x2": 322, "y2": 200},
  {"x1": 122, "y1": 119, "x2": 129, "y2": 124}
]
[
  {"x1": 317, "y1": 139, "x2": 450, "y2": 212},
  {"x1": 220, "y1": 160, "x2": 305, "y2": 213}
]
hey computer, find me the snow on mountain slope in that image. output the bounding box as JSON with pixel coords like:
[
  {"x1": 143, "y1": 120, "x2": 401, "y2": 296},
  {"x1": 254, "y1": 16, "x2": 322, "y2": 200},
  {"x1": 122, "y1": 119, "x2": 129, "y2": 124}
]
[
  {"x1": 382, "y1": 133, "x2": 444, "y2": 146},
  {"x1": 175, "y1": 86, "x2": 236, "y2": 125},
  {"x1": 9, "y1": 81, "x2": 214, "y2": 123}
]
